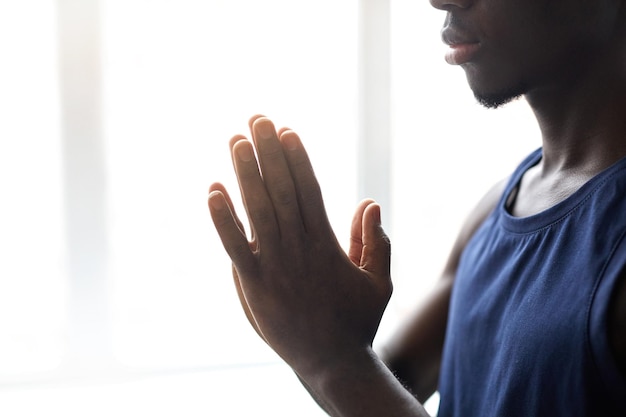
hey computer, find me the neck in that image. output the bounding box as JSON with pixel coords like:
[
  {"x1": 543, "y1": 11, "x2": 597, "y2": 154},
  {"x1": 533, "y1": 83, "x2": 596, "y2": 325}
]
[{"x1": 525, "y1": 37, "x2": 626, "y2": 177}]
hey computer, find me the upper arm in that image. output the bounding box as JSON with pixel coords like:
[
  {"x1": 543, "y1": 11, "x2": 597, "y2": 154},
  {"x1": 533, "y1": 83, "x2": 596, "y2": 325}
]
[{"x1": 380, "y1": 177, "x2": 508, "y2": 402}]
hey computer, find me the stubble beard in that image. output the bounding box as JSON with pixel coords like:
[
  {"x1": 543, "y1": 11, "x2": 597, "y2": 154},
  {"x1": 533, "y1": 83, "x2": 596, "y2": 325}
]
[{"x1": 473, "y1": 83, "x2": 527, "y2": 109}]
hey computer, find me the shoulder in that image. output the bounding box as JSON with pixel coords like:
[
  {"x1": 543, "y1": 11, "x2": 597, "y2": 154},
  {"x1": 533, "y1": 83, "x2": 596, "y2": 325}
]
[
  {"x1": 456, "y1": 178, "x2": 507, "y2": 246},
  {"x1": 441, "y1": 177, "x2": 508, "y2": 277},
  {"x1": 463, "y1": 177, "x2": 507, "y2": 234}
]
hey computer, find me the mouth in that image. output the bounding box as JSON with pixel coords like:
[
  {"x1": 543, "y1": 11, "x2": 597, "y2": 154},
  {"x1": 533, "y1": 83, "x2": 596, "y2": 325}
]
[
  {"x1": 441, "y1": 28, "x2": 481, "y2": 65},
  {"x1": 444, "y1": 43, "x2": 481, "y2": 65}
]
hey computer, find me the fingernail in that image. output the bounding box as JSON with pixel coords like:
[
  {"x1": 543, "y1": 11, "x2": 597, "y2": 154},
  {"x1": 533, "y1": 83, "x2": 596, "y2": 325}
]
[
  {"x1": 282, "y1": 131, "x2": 299, "y2": 151},
  {"x1": 236, "y1": 142, "x2": 253, "y2": 162},
  {"x1": 372, "y1": 203, "x2": 381, "y2": 224},
  {"x1": 209, "y1": 192, "x2": 226, "y2": 210},
  {"x1": 255, "y1": 119, "x2": 275, "y2": 141}
]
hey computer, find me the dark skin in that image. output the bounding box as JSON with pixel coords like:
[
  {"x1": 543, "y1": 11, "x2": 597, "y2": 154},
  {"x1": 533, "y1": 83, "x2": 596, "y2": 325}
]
[
  {"x1": 210, "y1": 117, "x2": 424, "y2": 416},
  {"x1": 388, "y1": 0, "x2": 626, "y2": 391},
  {"x1": 392, "y1": 0, "x2": 626, "y2": 395},
  {"x1": 209, "y1": 0, "x2": 626, "y2": 415}
]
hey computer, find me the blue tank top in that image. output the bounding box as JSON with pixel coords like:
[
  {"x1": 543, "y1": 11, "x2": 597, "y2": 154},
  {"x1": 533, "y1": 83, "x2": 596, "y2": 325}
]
[{"x1": 438, "y1": 148, "x2": 626, "y2": 417}]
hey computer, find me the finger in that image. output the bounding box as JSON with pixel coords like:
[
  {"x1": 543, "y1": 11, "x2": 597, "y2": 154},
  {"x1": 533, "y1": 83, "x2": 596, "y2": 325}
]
[
  {"x1": 277, "y1": 126, "x2": 291, "y2": 136},
  {"x1": 232, "y1": 139, "x2": 281, "y2": 249},
  {"x1": 209, "y1": 182, "x2": 248, "y2": 239},
  {"x1": 227, "y1": 135, "x2": 258, "y2": 245},
  {"x1": 229, "y1": 134, "x2": 248, "y2": 161},
  {"x1": 231, "y1": 265, "x2": 266, "y2": 342},
  {"x1": 360, "y1": 203, "x2": 392, "y2": 283},
  {"x1": 209, "y1": 185, "x2": 261, "y2": 321},
  {"x1": 251, "y1": 117, "x2": 305, "y2": 238},
  {"x1": 248, "y1": 114, "x2": 266, "y2": 133},
  {"x1": 208, "y1": 190, "x2": 257, "y2": 274},
  {"x1": 278, "y1": 129, "x2": 334, "y2": 239},
  {"x1": 348, "y1": 199, "x2": 376, "y2": 265}
]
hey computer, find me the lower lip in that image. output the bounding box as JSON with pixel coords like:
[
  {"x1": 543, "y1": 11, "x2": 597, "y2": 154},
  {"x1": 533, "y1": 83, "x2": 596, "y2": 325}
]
[{"x1": 445, "y1": 43, "x2": 480, "y2": 65}]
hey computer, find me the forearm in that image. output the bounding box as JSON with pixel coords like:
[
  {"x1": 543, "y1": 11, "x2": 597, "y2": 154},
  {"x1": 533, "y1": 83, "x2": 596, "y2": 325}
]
[
  {"x1": 302, "y1": 347, "x2": 431, "y2": 417},
  {"x1": 296, "y1": 373, "x2": 337, "y2": 415},
  {"x1": 379, "y1": 277, "x2": 452, "y2": 402}
]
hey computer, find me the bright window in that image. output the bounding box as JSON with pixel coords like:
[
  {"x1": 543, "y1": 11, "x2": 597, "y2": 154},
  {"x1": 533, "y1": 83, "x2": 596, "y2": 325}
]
[
  {"x1": 0, "y1": 1, "x2": 541, "y2": 416},
  {"x1": 102, "y1": 0, "x2": 359, "y2": 370},
  {"x1": 1, "y1": 1, "x2": 357, "y2": 416},
  {"x1": 0, "y1": 0, "x2": 65, "y2": 378}
]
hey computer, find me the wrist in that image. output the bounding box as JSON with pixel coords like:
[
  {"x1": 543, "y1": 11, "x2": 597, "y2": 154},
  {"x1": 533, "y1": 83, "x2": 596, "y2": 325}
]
[
  {"x1": 299, "y1": 347, "x2": 428, "y2": 417},
  {"x1": 300, "y1": 346, "x2": 379, "y2": 414}
]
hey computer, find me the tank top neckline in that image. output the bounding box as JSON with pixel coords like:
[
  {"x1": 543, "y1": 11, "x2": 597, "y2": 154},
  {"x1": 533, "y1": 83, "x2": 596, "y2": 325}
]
[{"x1": 499, "y1": 148, "x2": 626, "y2": 234}]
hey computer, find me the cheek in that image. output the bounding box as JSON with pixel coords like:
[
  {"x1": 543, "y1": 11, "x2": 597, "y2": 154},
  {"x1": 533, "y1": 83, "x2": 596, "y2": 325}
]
[
  {"x1": 462, "y1": 57, "x2": 525, "y2": 99},
  {"x1": 462, "y1": 7, "x2": 540, "y2": 94},
  {"x1": 536, "y1": 0, "x2": 621, "y2": 50},
  {"x1": 459, "y1": 0, "x2": 618, "y2": 96},
  {"x1": 473, "y1": 2, "x2": 585, "y2": 87},
  {"x1": 476, "y1": 0, "x2": 549, "y2": 68}
]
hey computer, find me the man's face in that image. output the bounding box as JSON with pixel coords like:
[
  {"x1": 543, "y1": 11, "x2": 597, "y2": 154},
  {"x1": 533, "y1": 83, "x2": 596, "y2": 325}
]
[{"x1": 431, "y1": 0, "x2": 622, "y2": 108}]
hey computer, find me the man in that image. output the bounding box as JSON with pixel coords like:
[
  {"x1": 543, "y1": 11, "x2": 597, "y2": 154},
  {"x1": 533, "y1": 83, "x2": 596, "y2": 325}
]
[{"x1": 208, "y1": 0, "x2": 626, "y2": 415}]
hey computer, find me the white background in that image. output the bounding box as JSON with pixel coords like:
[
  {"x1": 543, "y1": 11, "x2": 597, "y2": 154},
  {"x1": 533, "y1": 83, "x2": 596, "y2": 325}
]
[{"x1": 0, "y1": 0, "x2": 539, "y2": 415}]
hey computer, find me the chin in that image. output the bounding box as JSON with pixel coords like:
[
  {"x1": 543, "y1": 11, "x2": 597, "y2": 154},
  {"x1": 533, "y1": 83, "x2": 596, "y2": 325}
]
[
  {"x1": 470, "y1": 80, "x2": 528, "y2": 109},
  {"x1": 464, "y1": 64, "x2": 529, "y2": 109},
  {"x1": 473, "y1": 91, "x2": 523, "y2": 109}
]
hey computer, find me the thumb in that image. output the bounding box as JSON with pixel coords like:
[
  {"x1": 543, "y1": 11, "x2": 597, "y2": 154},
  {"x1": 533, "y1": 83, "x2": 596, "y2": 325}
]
[
  {"x1": 348, "y1": 198, "x2": 376, "y2": 265},
  {"x1": 360, "y1": 203, "x2": 391, "y2": 279}
]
